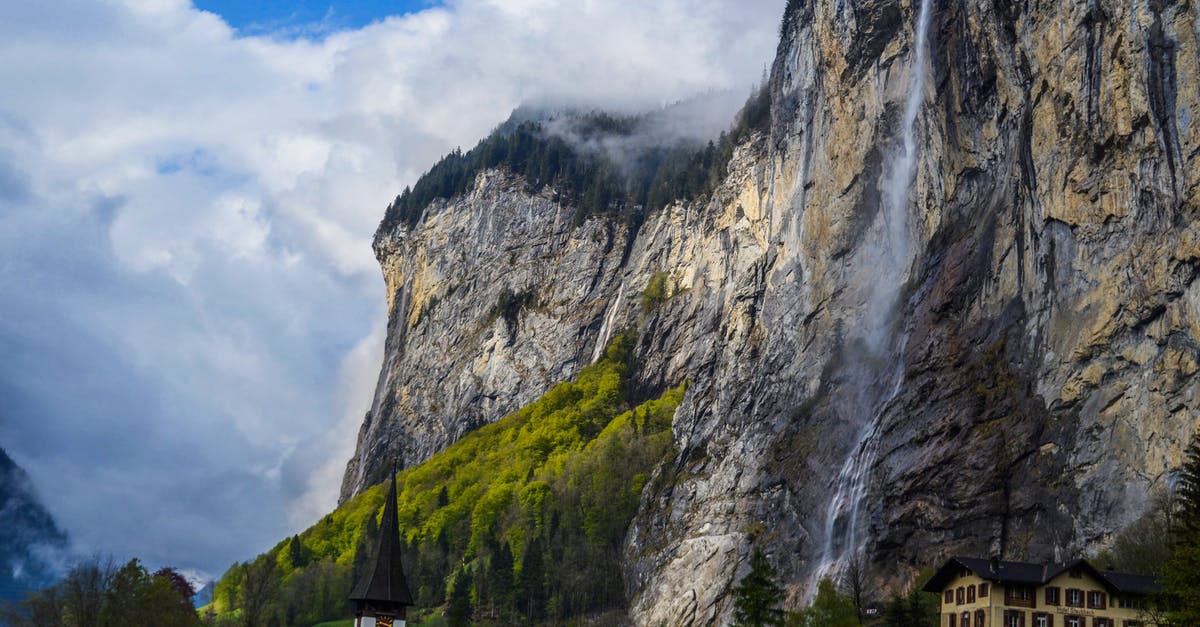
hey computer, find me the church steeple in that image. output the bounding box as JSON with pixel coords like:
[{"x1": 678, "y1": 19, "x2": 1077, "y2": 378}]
[{"x1": 349, "y1": 465, "x2": 413, "y2": 627}]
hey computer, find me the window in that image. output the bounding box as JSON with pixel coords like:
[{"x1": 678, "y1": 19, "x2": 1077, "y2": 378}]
[
  {"x1": 980, "y1": 583, "x2": 990, "y2": 597},
  {"x1": 950, "y1": 613, "x2": 957, "y2": 627},
  {"x1": 1065, "y1": 588, "x2": 1082, "y2": 607},
  {"x1": 946, "y1": 590, "x2": 955, "y2": 604},
  {"x1": 976, "y1": 609, "x2": 986, "y2": 627},
  {"x1": 968, "y1": 585, "x2": 976, "y2": 603},
  {"x1": 1094, "y1": 619, "x2": 1112, "y2": 627},
  {"x1": 1004, "y1": 610, "x2": 1026, "y2": 627},
  {"x1": 962, "y1": 611, "x2": 971, "y2": 627},
  {"x1": 1033, "y1": 612, "x2": 1051, "y2": 627},
  {"x1": 1044, "y1": 587, "x2": 1060, "y2": 605},
  {"x1": 958, "y1": 586, "x2": 966, "y2": 605},
  {"x1": 1006, "y1": 585, "x2": 1034, "y2": 608},
  {"x1": 1064, "y1": 616, "x2": 1081, "y2": 627},
  {"x1": 1087, "y1": 590, "x2": 1106, "y2": 609},
  {"x1": 1118, "y1": 594, "x2": 1140, "y2": 609}
]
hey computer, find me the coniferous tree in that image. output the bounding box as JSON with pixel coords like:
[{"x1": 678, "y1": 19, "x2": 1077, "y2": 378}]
[
  {"x1": 446, "y1": 565, "x2": 473, "y2": 627},
  {"x1": 1164, "y1": 434, "x2": 1200, "y2": 624},
  {"x1": 732, "y1": 547, "x2": 785, "y2": 627},
  {"x1": 519, "y1": 538, "x2": 547, "y2": 621},
  {"x1": 487, "y1": 540, "x2": 515, "y2": 620}
]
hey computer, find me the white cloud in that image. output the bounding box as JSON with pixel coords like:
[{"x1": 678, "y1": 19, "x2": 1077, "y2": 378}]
[{"x1": 0, "y1": 0, "x2": 782, "y2": 576}]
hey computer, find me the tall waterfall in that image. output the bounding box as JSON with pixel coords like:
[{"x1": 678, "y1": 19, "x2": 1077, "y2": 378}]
[{"x1": 806, "y1": 0, "x2": 932, "y2": 598}]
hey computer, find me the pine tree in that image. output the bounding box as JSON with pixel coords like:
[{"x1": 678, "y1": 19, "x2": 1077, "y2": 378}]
[
  {"x1": 1164, "y1": 434, "x2": 1200, "y2": 624},
  {"x1": 446, "y1": 565, "x2": 473, "y2": 627},
  {"x1": 732, "y1": 547, "x2": 785, "y2": 627},
  {"x1": 519, "y1": 538, "x2": 547, "y2": 621},
  {"x1": 487, "y1": 541, "x2": 515, "y2": 620}
]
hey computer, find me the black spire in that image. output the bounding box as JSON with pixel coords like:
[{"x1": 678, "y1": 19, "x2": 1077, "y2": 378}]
[{"x1": 349, "y1": 465, "x2": 413, "y2": 608}]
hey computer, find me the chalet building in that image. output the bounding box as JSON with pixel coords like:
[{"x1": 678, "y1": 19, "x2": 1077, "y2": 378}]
[
  {"x1": 922, "y1": 557, "x2": 1160, "y2": 627},
  {"x1": 349, "y1": 469, "x2": 414, "y2": 627}
]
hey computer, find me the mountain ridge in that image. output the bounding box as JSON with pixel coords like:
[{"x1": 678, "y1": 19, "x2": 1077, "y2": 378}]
[{"x1": 0, "y1": 447, "x2": 69, "y2": 601}]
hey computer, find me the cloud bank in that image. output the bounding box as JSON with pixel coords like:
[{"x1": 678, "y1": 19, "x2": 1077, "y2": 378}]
[{"x1": 0, "y1": 0, "x2": 782, "y2": 578}]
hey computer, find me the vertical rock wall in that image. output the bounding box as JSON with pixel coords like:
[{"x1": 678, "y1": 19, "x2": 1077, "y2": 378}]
[{"x1": 346, "y1": 0, "x2": 1200, "y2": 624}]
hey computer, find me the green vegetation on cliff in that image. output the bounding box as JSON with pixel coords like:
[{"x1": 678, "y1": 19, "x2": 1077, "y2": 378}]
[{"x1": 208, "y1": 333, "x2": 685, "y2": 625}]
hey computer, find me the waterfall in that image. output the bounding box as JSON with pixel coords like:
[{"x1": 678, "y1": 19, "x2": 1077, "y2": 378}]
[
  {"x1": 592, "y1": 281, "x2": 626, "y2": 362},
  {"x1": 863, "y1": 0, "x2": 932, "y2": 349},
  {"x1": 807, "y1": 356, "x2": 906, "y2": 594},
  {"x1": 806, "y1": 0, "x2": 932, "y2": 599}
]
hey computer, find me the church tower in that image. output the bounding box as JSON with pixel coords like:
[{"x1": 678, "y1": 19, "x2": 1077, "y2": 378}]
[{"x1": 349, "y1": 468, "x2": 413, "y2": 627}]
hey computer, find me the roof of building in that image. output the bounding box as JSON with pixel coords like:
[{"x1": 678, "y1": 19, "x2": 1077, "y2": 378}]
[
  {"x1": 349, "y1": 468, "x2": 414, "y2": 606},
  {"x1": 922, "y1": 557, "x2": 1161, "y2": 595},
  {"x1": 1099, "y1": 570, "x2": 1162, "y2": 595}
]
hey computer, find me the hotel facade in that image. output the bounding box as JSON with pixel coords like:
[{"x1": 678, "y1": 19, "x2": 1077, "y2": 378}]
[{"x1": 922, "y1": 557, "x2": 1160, "y2": 627}]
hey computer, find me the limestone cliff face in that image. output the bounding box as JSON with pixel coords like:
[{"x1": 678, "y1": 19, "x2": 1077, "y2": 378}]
[{"x1": 344, "y1": 0, "x2": 1200, "y2": 623}]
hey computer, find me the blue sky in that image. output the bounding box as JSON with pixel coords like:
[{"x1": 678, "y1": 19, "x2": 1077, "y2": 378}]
[
  {"x1": 0, "y1": 0, "x2": 783, "y2": 583},
  {"x1": 194, "y1": 0, "x2": 439, "y2": 35}
]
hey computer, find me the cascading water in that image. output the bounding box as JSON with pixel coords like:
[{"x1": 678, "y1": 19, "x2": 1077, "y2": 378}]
[
  {"x1": 807, "y1": 352, "x2": 907, "y2": 592},
  {"x1": 806, "y1": 0, "x2": 932, "y2": 597},
  {"x1": 592, "y1": 282, "x2": 626, "y2": 362}
]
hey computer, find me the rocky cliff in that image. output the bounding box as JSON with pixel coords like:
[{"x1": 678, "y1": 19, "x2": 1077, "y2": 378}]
[{"x1": 343, "y1": 0, "x2": 1200, "y2": 623}]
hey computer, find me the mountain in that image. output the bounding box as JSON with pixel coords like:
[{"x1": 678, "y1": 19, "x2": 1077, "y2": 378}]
[
  {"x1": 340, "y1": 0, "x2": 1200, "y2": 624},
  {"x1": 0, "y1": 447, "x2": 68, "y2": 601}
]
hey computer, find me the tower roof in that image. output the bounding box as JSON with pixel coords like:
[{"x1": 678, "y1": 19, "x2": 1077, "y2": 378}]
[{"x1": 349, "y1": 468, "x2": 413, "y2": 606}]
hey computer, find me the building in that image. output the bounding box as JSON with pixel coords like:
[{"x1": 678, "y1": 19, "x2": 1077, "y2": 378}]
[
  {"x1": 348, "y1": 468, "x2": 414, "y2": 627},
  {"x1": 922, "y1": 557, "x2": 1160, "y2": 627}
]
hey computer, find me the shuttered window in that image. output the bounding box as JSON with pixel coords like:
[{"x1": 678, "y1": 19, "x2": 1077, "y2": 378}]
[
  {"x1": 968, "y1": 585, "x2": 976, "y2": 603},
  {"x1": 1044, "y1": 587, "x2": 1059, "y2": 605},
  {"x1": 976, "y1": 609, "x2": 986, "y2": 627},
  {"x1": 980, "y1": 583, "x2": 989, "y2": 597}
]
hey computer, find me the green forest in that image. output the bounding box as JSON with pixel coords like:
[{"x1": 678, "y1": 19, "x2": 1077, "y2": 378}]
[
  {"x1": 376, "y1": 86, "x2": 771, "y2": 238},
  {"x1": 202, "y1": 332, "x2": 685, "y2": 626}
]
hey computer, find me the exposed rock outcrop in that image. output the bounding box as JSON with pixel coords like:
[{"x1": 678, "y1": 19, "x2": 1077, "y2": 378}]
[{"x1": 344, "y1": 0, "x2": 1200, "y2": 623}]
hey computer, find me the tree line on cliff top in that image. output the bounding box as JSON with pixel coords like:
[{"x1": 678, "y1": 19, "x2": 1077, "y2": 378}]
[{"x1": 376, "y1": 84, "x2": 771, "y2": 239}]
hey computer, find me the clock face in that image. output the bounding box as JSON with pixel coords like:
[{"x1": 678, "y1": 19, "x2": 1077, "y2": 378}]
[{"x1": 377, "y1": 615, "x2": 394, "y2": 627}]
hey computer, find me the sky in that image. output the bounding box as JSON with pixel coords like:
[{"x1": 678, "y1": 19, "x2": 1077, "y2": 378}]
[
  {"x1": 0, "y1": 0, "x2": 783, "y2": 582},
  {"x1": 192, "y1": 0, "x2": 437, "y2": 36}
]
